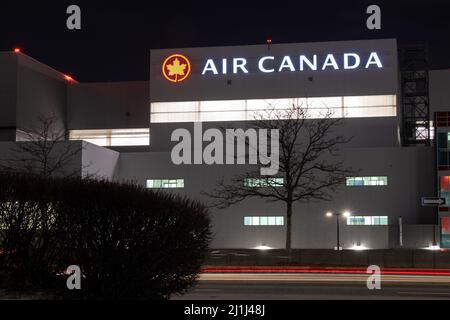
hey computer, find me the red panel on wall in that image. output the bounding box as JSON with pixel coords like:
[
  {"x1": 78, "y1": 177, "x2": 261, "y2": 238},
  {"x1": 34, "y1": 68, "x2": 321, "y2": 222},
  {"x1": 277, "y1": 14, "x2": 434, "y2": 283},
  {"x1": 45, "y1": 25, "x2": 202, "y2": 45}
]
[
  {"x1": 440, "y1": 176, "x2": 450, "y2": 192},
  {"x1": 442, "y1": 217, "x2": 450, "y2": 233}
]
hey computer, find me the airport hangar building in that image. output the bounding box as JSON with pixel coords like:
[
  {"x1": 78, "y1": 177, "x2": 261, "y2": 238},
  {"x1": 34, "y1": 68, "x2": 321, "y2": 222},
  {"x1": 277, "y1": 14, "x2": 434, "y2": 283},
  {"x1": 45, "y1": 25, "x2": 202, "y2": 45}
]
[{"x1": 1, "y1": 38, "x2": 450, "y2": 250}]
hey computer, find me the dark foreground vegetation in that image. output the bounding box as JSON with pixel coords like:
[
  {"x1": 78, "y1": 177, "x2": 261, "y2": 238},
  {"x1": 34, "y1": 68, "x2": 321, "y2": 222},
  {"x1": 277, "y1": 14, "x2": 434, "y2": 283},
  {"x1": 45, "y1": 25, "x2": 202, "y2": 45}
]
[{"x1": 0, "y1": 172, "x2": 211, "y2": 299}]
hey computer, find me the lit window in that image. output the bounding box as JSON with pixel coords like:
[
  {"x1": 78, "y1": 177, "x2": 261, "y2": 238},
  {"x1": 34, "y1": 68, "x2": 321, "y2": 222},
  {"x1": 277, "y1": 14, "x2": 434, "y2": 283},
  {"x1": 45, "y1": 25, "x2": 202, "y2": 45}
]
[
  {"x1": 151, "y1": 95, "x2": 396, "y2": 123},
  {"x1": 347, "y1": 216, "x2": 388, "y2": 226},
  {"x1": 69, "y1": 128, "x2": 149, "y2": 147},
  {"x1": 346, "y1": 176, "x2": 388, "y2": 186},
  {"x1": 244, "y1": 216, "x2": 285, "y2": 226},
  {"x1": 275, "y1": 216, "x2": 284, "y2": 226},
  {"x1": 146, "y1": 179, "x2": 184, "y2": 189},
  {"x1": 415, "y1": 121, "x2": 434, "y2": 141},
  {"x1": 244, "y1": 177, "x2": 284, "y2": 188},
  {"x1": 260, "y1": 217, "x2": 268, "y2": 225}
]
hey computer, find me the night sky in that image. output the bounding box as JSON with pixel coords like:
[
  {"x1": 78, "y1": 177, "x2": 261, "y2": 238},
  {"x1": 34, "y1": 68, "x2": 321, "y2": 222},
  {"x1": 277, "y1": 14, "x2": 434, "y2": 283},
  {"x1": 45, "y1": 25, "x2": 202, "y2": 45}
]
[{"x1": 1, "y1": 0, "x2": 449, "y2": 82}]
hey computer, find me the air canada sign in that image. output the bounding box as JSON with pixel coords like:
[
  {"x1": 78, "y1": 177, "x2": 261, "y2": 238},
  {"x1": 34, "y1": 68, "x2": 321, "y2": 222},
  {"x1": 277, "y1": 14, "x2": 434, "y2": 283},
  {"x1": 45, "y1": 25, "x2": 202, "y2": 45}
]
[{"x1": 162, "y1": 51, "x2": 383, "y2": 83}]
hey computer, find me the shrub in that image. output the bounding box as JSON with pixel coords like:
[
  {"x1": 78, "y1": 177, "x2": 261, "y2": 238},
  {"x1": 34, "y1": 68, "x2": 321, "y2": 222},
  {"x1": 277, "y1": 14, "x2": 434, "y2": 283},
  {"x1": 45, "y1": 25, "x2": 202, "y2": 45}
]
[{"x1": 0, "y1": 172, "x2": 211, "y2": 299}]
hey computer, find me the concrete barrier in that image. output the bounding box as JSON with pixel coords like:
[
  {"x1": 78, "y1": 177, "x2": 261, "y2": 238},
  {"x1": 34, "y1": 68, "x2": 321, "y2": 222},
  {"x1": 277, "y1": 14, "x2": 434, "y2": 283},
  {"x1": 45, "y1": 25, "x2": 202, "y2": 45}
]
[{"x1": 205, "y1": 249, "x2": 450, "y2": 268}]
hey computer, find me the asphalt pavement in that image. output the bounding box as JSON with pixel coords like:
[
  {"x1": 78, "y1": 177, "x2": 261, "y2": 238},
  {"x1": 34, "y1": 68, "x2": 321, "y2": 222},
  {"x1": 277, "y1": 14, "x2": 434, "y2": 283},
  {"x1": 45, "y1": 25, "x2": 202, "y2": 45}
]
[{"x1": 173, "y1": 273, "x2": 450, "y2": 300}]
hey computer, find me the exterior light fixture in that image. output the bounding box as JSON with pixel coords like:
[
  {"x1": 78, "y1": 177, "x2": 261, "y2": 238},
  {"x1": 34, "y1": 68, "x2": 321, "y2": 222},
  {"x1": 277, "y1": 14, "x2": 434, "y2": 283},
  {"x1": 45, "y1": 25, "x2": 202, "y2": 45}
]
[
  {"x1": 349, "y1": 243, "x2": 368, "y2": 251},
  {"x1": 325, "y1": 210, "x2": 351, "y2": 251},
  {"x1": 425, "y1": 244, "x2": 441, "y2": 251},
  {"x1": 13, "y1": 48, "x2": 21, "y2": 53},
  {"x1": 64, "y1": 74, "x2": 74, "y2": 82}
]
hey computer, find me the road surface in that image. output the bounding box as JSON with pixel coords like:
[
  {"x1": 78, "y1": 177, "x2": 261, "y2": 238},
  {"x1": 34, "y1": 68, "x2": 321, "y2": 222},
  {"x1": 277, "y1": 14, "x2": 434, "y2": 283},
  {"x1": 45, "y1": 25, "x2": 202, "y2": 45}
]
[{"x1": 173, "y1": 273, "x2": 450, "y2": 300}]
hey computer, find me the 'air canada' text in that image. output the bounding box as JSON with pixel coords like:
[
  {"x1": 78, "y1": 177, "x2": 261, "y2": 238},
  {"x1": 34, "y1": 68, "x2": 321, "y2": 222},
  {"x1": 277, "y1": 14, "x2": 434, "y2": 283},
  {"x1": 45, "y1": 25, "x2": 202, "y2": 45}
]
[{"x1": 202, "y1": 52, "x2": 383, "y2": 75}]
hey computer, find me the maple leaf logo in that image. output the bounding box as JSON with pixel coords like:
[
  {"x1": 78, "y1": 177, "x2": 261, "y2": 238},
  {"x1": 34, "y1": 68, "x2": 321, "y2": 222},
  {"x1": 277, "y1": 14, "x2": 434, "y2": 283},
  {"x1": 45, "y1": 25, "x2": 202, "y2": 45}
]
[
  {"x1": 167, "y1": 58, "x2": 186, "y2": 77},
  {"x1": 162, "y1": 54, "x2": 191, "y2": 83}
]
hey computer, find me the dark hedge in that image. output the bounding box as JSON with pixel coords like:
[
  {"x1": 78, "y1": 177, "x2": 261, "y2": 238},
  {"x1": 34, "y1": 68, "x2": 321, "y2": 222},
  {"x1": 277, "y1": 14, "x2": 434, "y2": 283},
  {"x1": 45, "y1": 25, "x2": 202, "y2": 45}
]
[{"x1": 0, "y1": 172, "x2": 211, "y2": 299}]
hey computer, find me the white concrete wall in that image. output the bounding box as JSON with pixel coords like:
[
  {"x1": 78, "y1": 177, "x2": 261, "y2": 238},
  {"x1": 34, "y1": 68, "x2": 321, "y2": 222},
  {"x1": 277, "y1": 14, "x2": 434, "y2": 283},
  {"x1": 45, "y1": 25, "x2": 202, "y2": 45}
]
[
  {"x1": 82, "y1": 141, "x2": 119, "y2": 180},
  {"x1": 0, "y1": 53, "x2": 18, "y2": 139},
  {"x1": 0, "y1": 53, "x2": 68, "y2": 141},
  {"x1": 115, "y1": 146, "x2": 434, "y2": 249},
  {"x1": 0, "y1": 141, "x2": 82, "y2": 177},
  {"x1": 149, "y1": 117, "x2": 401, "y2": 152},
  {"x1": 67, "y1": 81, "x2": 149, "y2": 130}
]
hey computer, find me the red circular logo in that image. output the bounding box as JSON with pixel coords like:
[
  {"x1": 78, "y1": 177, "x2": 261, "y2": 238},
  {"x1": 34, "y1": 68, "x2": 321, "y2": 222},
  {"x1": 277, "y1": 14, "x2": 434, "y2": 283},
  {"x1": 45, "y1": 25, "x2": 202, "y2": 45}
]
[{"x1": 162, "y1": 54, "x2": 191, "y2": 83}]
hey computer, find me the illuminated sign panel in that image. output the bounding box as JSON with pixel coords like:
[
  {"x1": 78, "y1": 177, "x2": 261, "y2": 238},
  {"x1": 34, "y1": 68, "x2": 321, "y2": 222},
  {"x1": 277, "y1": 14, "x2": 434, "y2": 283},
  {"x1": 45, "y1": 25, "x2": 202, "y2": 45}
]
[
  {"x1": 162, "y1": 52, "x2": 383, "y2": 81},
  {"x1": 152, "y1": 39, "x2": 398, "y2": 101}
]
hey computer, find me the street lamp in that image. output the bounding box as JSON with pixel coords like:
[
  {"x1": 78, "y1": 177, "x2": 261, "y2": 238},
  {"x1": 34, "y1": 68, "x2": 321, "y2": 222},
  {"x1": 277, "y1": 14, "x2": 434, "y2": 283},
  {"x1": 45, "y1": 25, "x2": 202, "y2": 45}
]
[{"x1": 326, "y1": 210, "x2": 351, "y2": 250}]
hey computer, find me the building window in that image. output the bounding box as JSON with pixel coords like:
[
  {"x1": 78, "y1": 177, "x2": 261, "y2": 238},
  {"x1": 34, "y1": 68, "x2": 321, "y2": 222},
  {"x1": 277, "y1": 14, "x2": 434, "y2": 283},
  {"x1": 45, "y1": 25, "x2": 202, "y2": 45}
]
[
  {"x1": 244, "y1": 216, "x2": 284, "y2": 226},
  {"x1": 437, "y1": 132, "x2": 450, "y2": 166},
  {"x1": 146, "y1": 179, "x2": 184, "y2": 189},
  {"x1": 347, "y1": 216, "x2": 388, "y2": 226},
  {"x1": 244, "y1": 177, "x2": 284, "y2": 187},
  {"x1": 69, "y1": 128, "x2": 150, "y2": 147},
  {"x1": 346, "y1": 176, "x2": 388, "y2": 186},
  {"x1": 150, "y1": 95, "x2": 396, "y2": 123},
  {"x1": 415, "y1": 121, "x2": 434, "y2": 141}
]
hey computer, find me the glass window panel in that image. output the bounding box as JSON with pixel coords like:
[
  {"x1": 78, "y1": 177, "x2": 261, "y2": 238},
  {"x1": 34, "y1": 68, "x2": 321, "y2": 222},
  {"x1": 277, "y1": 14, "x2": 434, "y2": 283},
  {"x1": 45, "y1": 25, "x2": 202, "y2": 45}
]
[
  {"x1": 69, "y1": 129, "x2": 149, "y2": 147},
  {"x1": 244, "y1": 217, "x2": 252, "y2": 226},
  {"x1": 150, "y1": 95, "x2": 396, "y2": 123},
  {"x1": 346, "y1": 177, "x2": 353, "y2": 186},
  {"x1": 146, "y1": 179, "x2": 184, "y2": 189},
  {"x1": 260, "y1": 217, "x2": 268, "y2": 225},
  {"x1": 267, "y1": 217, "x2": 276, "y2": 225},
  {"x1": 347, "y1": 216, "x2": 388, "y2": 226},
  {"x1": 439, "y1": 152, "x2": 448, "y2": 165},
  {"x1": 346, "y1": 176, "x2": 388, "y2": 187},
  {"x1": 276, "y1": 216, "x2": 284, "y2": 225},
  {"x1": 245, "y1": 178, "x2": 284, "y2": 187},
  {"x1": 252, "y1": 217, "x2": 260, "y2": 226}
]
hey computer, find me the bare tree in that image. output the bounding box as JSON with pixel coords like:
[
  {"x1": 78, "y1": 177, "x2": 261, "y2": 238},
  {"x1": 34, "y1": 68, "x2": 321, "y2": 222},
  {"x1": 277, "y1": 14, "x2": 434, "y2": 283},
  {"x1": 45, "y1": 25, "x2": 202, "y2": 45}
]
[
  {"x1": 206, "y1": 103, "x2": 354, "y2": 255},
  {"x1": 0, "y1": 114, "x2": 91, "y2": 178}
]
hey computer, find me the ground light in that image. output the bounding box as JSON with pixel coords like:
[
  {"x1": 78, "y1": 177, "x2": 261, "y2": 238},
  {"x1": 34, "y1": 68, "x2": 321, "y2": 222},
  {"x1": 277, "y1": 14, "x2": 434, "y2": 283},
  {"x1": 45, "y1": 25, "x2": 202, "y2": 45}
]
[
  {"x1": 349, "y1": 244, "x2": 368, "y2": 251},
  {"x1": 13, "y1": 48, "x2": 21, "y2": 53},
  {"x1": 254, "y1": 245, "x2": 272, "y2": 250},
  {"x1": 425, "y1": 244, "x2": 441, "y2": 251}
]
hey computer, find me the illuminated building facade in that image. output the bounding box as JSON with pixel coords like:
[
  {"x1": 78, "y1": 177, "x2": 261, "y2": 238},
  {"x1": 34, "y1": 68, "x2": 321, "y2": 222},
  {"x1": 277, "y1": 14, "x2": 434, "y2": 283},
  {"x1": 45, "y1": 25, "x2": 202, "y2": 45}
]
[{"x1": 1, "y1": 38, "x2": 450, "y2": 249}]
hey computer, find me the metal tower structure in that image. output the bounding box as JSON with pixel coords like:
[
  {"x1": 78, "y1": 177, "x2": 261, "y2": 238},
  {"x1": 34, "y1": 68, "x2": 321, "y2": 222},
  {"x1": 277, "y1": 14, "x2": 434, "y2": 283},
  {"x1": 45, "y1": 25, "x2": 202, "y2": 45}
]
[{"x1": 399, "y1": 44, "x2": 431, "y2": 146}]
